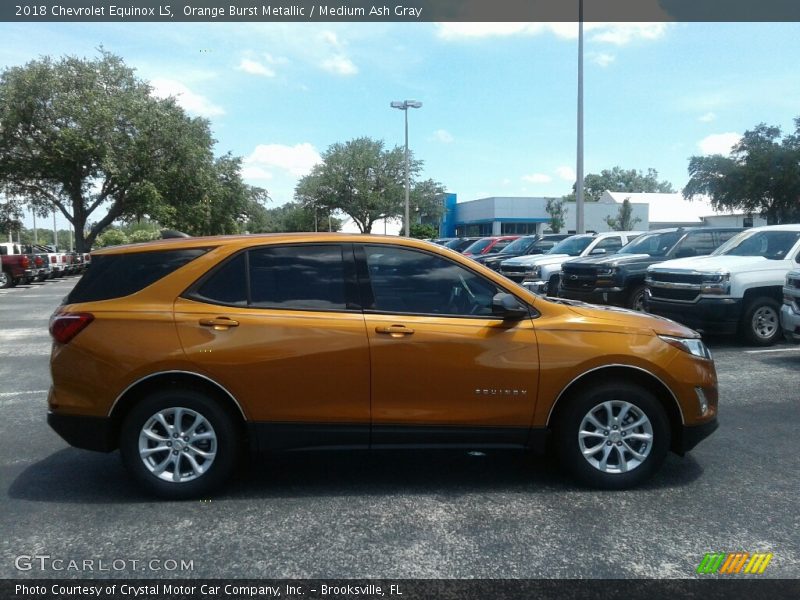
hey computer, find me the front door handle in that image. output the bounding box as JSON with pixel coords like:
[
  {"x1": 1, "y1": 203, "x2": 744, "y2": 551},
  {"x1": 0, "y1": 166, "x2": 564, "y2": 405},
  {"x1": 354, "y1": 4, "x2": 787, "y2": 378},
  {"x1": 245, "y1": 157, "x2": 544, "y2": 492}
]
[
  {"x1": 199, "y1": 317, "x2": 240, "y2": 330},
  {"x1": 375, "y1": 324, "x2": 415, "y2": 337}
]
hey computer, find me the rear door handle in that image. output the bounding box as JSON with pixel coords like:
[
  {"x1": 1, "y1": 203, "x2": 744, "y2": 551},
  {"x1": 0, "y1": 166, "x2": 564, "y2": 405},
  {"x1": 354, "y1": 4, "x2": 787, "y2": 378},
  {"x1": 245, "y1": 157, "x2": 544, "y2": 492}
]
[
  {"x1": 375, "y1": 324, "x2": 415, "y2": 336},
  {"x1": 199, "y1": 317, "x2": 240, "y2": 330}
]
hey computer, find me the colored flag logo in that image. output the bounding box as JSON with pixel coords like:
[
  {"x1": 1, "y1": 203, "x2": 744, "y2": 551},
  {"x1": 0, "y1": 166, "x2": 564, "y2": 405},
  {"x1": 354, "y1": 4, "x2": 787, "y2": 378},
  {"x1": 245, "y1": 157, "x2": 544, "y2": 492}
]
[{"x1": 697, "y1": 552, "x2": 773, "y2": 574}]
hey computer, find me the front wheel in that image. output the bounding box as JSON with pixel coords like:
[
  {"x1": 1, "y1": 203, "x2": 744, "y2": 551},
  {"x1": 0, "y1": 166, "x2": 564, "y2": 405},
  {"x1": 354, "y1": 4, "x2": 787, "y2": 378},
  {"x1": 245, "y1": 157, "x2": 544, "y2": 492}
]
[
  {"x1": 741, "y1": 297, "x2": 781, "y2": 346},
  {"x1": 554, "y1": 383, "x2": 669, "y2": 489},
  {"x1": 120, "y1": 389, "x2": 241, "y2": 499},
  {"x1": 0, "y1": 270, "x2": 13, "y2": 289},
  {"x1": 627, "y1": 285, "x2": 646, "y2": 311}
]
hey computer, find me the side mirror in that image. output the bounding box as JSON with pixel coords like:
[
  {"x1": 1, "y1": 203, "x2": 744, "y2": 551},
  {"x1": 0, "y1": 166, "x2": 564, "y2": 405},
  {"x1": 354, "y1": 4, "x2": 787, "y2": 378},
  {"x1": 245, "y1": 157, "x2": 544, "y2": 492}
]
[
  {"x1": 492, "y1": 293, "x2": 529, "y2": 320},
  {"x1": 590, "y1": 248, "x2": 607, "y2": 255}
]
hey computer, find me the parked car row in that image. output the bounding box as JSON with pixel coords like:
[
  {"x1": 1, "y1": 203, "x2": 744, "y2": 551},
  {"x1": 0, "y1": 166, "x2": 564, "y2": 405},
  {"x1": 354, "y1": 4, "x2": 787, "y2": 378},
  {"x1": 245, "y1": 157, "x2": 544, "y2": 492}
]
[
  {"x1": 0, "y1": 242, "x2": 90, "y2": 288},
  {"x1": 447, "y1": 225, "x2": 800, "y2": 346}
]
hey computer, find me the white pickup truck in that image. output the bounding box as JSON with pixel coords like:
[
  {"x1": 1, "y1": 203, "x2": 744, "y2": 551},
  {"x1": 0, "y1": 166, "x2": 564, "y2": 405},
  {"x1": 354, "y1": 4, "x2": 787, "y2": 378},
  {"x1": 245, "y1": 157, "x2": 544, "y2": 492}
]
[
  {"x1": 645, "y1": 224, "x2": 800, "y2": 346},
  {"x1": 498, "y1": 231, "x2": 643, "y2": 295}
]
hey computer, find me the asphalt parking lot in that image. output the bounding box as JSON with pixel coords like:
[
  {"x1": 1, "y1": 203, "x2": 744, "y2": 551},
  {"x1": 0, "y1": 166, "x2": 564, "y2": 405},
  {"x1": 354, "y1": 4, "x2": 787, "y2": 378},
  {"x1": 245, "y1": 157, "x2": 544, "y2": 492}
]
[{"x1": 0, "y1": 278, "x2": 798, "y2": 579}]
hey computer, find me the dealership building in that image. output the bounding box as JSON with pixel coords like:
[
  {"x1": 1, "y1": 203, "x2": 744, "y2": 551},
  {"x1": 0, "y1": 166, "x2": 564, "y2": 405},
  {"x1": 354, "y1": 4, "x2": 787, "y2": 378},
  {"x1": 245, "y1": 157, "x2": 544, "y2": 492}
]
[{"x1": 434, "y1": 191, "x2": 766, "y2": 237}]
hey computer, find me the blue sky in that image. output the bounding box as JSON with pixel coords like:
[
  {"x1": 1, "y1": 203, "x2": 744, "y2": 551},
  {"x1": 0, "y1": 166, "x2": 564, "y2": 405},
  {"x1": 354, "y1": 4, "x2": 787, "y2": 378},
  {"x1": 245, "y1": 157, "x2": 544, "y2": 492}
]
[{"x1": 2, "y1": 21, "x2": 800, "y2": 232}]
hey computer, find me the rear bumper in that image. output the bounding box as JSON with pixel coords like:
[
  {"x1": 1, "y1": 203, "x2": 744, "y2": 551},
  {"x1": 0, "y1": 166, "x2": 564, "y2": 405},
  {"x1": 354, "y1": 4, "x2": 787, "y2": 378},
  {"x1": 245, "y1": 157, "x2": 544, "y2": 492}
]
[
  {"x1": 678, "y1": 418, "x2": 719, "y2": 454},
  {"x1": 47, "y1": 411, "x2": 117, "y2": 452},
  {"x1": 645, "y1": 294, "x2": 743, "y2": 335}
]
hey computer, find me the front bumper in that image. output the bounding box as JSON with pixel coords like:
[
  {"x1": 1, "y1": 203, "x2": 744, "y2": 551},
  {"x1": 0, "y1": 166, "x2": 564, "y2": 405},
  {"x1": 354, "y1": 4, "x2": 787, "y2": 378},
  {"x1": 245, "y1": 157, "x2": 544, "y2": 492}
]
[
  {"x1": 47, "y1": 411, "x2": 117, "y2": 452},
  {"x1": 780, "y1": 303, "x2": 800, "y2": 343},
  {"x1": 522, "y1": 279, "x2": 547, "y2": 294},
  {"x1": 559, "y1": 287, "x2": 627, "y2": 306},
  {"x1": 677, "y1": 418, "x2": 719, "y2": 454},
  {"x1": 645, "y1": 294, "x2": 743, "y2": 335}
]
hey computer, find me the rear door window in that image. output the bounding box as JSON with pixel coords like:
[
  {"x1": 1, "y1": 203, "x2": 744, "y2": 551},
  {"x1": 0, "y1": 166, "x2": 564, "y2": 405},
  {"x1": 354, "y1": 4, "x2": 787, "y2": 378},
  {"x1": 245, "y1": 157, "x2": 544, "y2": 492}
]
[
  {"x1": 248, "y1": 245, "x2": 346, "y2": 310},
  {"x1": 188, "y1": 244, "x2": 349, "y2": 311}
]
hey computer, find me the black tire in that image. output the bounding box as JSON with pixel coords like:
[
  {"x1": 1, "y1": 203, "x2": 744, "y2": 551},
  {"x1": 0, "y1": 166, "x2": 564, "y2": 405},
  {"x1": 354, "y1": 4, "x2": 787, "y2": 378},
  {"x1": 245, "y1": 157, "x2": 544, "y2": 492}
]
[
  {"x1": 627, "y1": 285, "x2": 647, "y2": 311},
  {"x1": 0, "y1": 270, "x2": 14, "y2": 289},
  {"x1": 554, "y1": 382, "x2": 670, "y2": 489},
  {"x1": 120, "y1": 388, "x2": 241, "y2": 499},
  {"x1": 740, "y1": 296, "x2": 781, "y2": 347},
  {"x1": 546, "y1": 274, "x2": 560, "y2": 297}
]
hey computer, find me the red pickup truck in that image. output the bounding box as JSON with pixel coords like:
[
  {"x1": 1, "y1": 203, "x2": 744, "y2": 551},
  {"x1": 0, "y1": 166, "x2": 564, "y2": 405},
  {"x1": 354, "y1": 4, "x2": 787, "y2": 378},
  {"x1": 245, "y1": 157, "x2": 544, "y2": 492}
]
[{"x1": 0, "y1": 242, "x2": 36, "y2": 288}]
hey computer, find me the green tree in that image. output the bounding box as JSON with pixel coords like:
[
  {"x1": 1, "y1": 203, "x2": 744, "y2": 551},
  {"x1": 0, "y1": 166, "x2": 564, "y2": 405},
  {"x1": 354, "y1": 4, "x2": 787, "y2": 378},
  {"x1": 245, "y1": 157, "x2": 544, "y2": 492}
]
[
  {"x1": 605, "y1": 198, "x2": 642, "y2": 231},
  {"x1": 0, "y1": 51, "x2": 238, "y2": 250},
  {"x1": 250, "y1": 202, "x2": 342, "y2": 233},
  {"x1": 684, "y1": 120, "x2": 800, "y2": 224},
  {"x1": 0, "y1": 199, "x2": 22, "y2": 236},
  {"x1": 564, "y1": 167, "x2": 675, "y2": 202},
  {"x1": 295, "y1": 137, "x2": 445, "y2": 233},
  {"x1": 545, "y1": 198, "x2": 567, "y2": 233},
  {"x1": 409, "y1": 223, "x2": 437, "y2": 239},
  {"x1": 95, "y1": 229, "x2": 130, "y2": 247}
]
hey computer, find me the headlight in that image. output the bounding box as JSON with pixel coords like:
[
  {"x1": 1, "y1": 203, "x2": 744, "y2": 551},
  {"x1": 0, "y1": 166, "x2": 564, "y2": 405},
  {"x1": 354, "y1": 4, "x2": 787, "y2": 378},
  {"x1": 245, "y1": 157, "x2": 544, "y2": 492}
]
[
  {"x1": 526, "y1": 265, "x2": 541, "y2": 278},
  {"x1": 658, "y1": 335, "x2": 713, "y2": 360},
  {"x1": 700, "y1": 272, "x2": 730, "y2": 295}
]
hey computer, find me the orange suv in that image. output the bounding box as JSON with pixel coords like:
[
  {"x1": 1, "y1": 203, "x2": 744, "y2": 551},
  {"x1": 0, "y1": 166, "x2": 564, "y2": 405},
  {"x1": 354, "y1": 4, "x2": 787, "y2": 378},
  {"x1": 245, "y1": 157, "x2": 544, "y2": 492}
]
[{"x1": 48, "y1": 234, "x2": 718, "y2": 498}]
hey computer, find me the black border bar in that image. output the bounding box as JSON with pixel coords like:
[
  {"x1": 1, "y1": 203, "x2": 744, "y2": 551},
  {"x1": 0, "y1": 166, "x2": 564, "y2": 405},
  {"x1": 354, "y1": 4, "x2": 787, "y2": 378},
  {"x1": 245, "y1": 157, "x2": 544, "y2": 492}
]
[
  {"x1": 3, "y1": 579, "x2": 800, "y2": 600},
  {"x1": 3, "y1": 1, "x2": 800, "y2": 23}
]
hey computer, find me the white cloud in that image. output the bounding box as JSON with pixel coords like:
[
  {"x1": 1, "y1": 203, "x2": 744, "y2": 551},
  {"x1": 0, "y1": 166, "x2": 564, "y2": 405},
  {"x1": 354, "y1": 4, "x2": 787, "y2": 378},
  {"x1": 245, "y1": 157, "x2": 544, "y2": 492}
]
[
  {"x1": 320, "y1": 55, "x2": 358, "y2": 76},
  {"x1": 318, "y1": 30, "x2": 358, "y2": 76},
  {"x1": 698, "y1": 132, "x2": 741, "y2": 155},
  {"x1": 150, "y1": 78, "x2": 224, "y2": 117},
  {"x1": 556, "y1": 166, "x2": 576, "y2": 181},
  {"x1": 522, "y1": 173, "x2": 552, "y2": 184},
  {"x1": 240, "y1": 166, "x2": 274, "y2": 181},
  {"x1": 436, "y1": 23, "x2": 552, "y2": 40},
  {"x1": 589, "y1": 52, "x2": 615, "y2": 67},
  {"x1": 698, "y1": 112, "x2": 717, "y2": 122},
  {"x1": 237, "y1": 58, "x2": 276, "y2": 77},
  {"x1": 435, "y1": 22, "x2": 669, "y2": 45},
  {"x1": 245, "y1": 143, "x2": 322, "y2": 177},
  {"x1": 431, "y1": 129, "x2": 454, "y2": 143},
  {"x1": 588, "y1": 23, "x2": 669, "y2": 45}
]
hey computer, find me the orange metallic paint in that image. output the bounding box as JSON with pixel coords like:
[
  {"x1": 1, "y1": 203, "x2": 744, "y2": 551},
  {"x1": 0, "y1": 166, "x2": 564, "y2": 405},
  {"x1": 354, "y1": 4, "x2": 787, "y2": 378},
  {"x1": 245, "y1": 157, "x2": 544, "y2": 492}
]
[{"x1": 48, "y1": 233, "x2": 718, "y2": 437}]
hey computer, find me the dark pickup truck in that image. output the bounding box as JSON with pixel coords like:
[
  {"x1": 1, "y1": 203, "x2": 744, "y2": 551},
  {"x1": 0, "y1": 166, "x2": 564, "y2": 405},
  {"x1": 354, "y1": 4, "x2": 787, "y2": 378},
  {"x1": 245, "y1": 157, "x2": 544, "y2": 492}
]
[
  {"x1": 559, "y1": 227, "x2": 742, "y2": 310},
  {"x1": 0, "y1": 242, "x2": 36, "y2": 288}
]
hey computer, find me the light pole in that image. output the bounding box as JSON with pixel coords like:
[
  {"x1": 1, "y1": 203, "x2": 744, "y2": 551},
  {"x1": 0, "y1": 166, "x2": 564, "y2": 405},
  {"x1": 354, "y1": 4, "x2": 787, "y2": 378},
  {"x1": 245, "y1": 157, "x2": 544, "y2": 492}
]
[
  {"x1": 575, "y1": 0, "x2": 585, "y2": 234},
  {"x1": 390, "y1": 99, "x2": 422, "y2": 236}
]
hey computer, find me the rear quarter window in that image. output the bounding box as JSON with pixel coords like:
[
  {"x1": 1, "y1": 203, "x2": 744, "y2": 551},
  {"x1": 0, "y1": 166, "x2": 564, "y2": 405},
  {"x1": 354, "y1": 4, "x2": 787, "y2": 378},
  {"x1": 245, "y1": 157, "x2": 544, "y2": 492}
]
[{"x1": 67, "y1": 248, "x2": 207, "y2": 304}]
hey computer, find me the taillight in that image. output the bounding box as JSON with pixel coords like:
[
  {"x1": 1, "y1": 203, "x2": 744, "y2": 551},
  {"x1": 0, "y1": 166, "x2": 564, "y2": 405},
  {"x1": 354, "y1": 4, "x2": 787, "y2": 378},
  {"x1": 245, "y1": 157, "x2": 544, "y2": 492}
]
[
  {"x1": 50, "y1": 256, "x2": 57, "y2": 264},
  {"x1": 21, "y1": 256, "x2": 30, "y2": 269},
  {"x1": 35, "y1": 256, "x2": 43, "y2": 267},
  {"x1": 49, "y1": 312, "x2": 95, "y2": 344}
]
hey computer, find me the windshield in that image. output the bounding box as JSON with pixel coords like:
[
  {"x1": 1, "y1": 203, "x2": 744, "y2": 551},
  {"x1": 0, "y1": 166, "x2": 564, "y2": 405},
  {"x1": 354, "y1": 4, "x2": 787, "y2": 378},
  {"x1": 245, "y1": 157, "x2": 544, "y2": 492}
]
[
  {"x1": 619, "y1": 231, "x2": 682, "y2": 256},
  {"x1": 549, "y1": 236, "x2": 593, "y2": 257},
  {"x1": 463, "y1": 238, "x2": 493, "y2": 254},
  {"x1": 713, "y1": 230, "x2": 800, "y2": 260},
  {"x1": 498, "y1": 236, "x2": 537, "y2": 254}
]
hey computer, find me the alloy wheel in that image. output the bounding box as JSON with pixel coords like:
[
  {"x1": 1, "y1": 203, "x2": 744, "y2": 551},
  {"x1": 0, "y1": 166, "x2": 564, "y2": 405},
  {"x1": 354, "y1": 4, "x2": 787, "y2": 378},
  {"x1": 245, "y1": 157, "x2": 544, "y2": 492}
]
[
  {"x1": 578, "y1": 400, "x2": 654, "y2": 474},
  {"x1": 138, "y1": 407, "x2": 218, "y2": 483}
]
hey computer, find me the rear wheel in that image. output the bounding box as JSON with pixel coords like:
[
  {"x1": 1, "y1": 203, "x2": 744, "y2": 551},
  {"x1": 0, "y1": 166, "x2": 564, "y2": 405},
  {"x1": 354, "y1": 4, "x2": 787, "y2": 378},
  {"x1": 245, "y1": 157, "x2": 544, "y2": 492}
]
[
  {"x1": 741, "y1": 297, "x2": 781, "y2": 347},
  {"x1": 120, "y1": 389, "x2": 241, "y2": 499},
  {"x1": 0, "y1": 270, "x2": 12, "y2": 289},
  {"x1": 554, "y1": 382, "x2": 669, "y2": 489}
]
